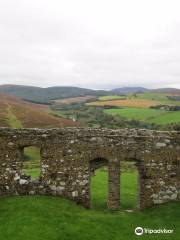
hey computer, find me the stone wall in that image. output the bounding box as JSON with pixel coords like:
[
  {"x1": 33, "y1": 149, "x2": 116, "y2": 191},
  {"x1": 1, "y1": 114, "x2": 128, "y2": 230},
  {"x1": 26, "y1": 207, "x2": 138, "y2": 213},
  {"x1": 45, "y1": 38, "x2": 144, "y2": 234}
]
[{"x1": 0, "y1": 127, "x2": 179, "y2": 210}]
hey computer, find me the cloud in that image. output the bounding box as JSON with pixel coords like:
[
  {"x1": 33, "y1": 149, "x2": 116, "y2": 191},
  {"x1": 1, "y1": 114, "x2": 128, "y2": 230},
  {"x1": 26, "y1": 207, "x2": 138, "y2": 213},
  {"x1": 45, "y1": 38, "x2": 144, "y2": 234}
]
[{"x1": 0, "y1": 0, "x2": 180, "y2": 89}]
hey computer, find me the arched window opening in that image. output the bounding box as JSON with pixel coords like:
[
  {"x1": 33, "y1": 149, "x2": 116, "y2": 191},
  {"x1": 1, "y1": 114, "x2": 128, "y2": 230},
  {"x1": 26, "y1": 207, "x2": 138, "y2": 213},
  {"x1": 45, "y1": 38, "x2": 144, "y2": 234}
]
[
  {"x1": 90, "y1": 158, "x2": 108, "y2": 210},
  {"x1": 22, "y1": 146, "x2": 41, "y2": 180},
  {"x1": 120, "y1": 160, "x2": 140, "y2": 210}
]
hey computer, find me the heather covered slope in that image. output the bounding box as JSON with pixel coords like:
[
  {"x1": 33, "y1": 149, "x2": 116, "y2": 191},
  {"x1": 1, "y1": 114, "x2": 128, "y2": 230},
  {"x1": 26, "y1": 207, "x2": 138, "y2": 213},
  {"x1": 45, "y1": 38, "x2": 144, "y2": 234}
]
[{"x1": 0, "y1": 94, "x2": 81, "y2": 128}]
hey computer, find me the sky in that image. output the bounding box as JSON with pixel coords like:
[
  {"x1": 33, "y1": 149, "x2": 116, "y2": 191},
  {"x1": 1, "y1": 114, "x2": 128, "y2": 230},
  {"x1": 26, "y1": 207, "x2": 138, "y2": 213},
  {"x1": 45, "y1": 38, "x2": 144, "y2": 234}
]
[{"x1": 0, "y1": 0, "x2": 180, "y2": 90}]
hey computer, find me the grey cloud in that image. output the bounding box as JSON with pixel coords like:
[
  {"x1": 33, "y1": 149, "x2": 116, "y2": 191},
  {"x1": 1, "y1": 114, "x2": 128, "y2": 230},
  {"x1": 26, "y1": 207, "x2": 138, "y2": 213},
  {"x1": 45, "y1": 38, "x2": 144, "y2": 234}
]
[{"x1": 0, "y1": 0, "x2": 180, "y2": 89}]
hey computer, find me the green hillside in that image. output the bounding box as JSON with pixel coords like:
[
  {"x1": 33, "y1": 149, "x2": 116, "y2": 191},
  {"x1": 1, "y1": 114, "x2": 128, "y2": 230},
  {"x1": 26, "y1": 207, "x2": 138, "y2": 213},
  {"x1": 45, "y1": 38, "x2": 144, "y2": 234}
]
[
  {"x1": 136, "y1": 92, "x2": 180, "y2": 106},
  {"x1": 104, "y1": 108, "x2": 180, "y2": 125},
  {"x1": 149, "y1": 111, "x2": 180, "y2": 125},
  {"x1": 99, "y1": 92, "x2": 180, "y2": 126},
  {"x1": 104, "y1": 108, "x2": 164, "y2": 121}
]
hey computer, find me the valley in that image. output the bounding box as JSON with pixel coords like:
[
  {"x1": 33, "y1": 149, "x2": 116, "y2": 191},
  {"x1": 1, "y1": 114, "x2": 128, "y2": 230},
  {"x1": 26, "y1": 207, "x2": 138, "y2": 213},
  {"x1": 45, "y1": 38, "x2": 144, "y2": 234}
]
[
  {"x1": 50, "y1": 91, "x2": 180, "y2": 130},
  {"x1": 0, "y1": 85, "x2": 179, "y2": 240},
  {"x1": 1, "y1": 85, "x2": 180, "y2": 130}
]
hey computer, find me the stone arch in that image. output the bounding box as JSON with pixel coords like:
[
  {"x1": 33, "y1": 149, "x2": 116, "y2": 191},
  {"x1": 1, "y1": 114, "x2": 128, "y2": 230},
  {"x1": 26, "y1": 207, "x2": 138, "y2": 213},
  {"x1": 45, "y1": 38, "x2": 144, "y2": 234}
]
[
  {"x1": 89, "y1": 157, "x2": 108, "y2": 175},
  {"x1": 120, "y1": 157, "x2": 144, "y2": 209},
  {"x1": 89, "y1": 157, "x2": 109, "y2": 208},
  {"x1": 89, "y1": 156, "x2": 120, "y2": 210}
]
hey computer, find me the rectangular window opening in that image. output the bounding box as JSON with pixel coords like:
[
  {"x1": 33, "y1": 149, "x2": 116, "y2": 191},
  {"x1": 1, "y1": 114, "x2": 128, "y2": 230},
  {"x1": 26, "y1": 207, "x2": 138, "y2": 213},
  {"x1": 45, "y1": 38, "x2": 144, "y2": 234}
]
[{"x1": 22, "y1": 146, "x2": 41, "y2": 180}]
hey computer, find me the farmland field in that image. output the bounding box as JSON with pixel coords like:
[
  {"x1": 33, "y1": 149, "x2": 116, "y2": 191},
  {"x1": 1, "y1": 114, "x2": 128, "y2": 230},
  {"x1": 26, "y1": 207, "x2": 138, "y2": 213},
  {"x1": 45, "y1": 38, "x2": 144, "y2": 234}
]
[
  {"x1": 98, "y1": 95, "x2": 126, "y2": 101},
  {"x1": 136, "y1": 92, "x2": 180, "y2": 106},
  {"x1": 88, "y1": 92, "x2": 180, "y2": 108},
  {"x1": 85, "y1": 92, "x2": 180, "y2": 126},
  {"x1": 87, "y1": 99, "x2": 159, "y2": 108},
  {"x1": 52, "y1": 95, "x2": 96, "y2": 105},
  {"x1": 88, "y1": 92, "x2": 180, "y2": 107},
  {"x1": 104, "y1": 108, "x2": 164, "y2": 121},
  {"x1": 104, "y1": 108, "x2": 180, "y2": 125},
  {"x1": 149, "y1": 111, "x2": 180, "y2": 124}
]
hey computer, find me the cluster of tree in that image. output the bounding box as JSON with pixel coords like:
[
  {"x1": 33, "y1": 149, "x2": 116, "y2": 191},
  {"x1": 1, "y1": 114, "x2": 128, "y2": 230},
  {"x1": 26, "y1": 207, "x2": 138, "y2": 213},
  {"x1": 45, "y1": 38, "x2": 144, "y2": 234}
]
[
  {"x1": 167, "y1": 95, "x2": 180, "y2": 101},
  {"x1": 150, "y1": 105, "x2": 180, "y2": 111},
  {"x1": 50, "y1": 104, "x2": 160, "y2": 130},
  {"x1": 51, "y1": 103, "x2": 180, "y2": 131}
]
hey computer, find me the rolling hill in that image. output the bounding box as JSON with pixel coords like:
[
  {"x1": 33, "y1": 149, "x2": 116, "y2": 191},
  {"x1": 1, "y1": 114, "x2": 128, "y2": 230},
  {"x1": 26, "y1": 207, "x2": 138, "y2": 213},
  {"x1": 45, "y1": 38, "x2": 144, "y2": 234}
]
[
  {"x1": 112, "y1": 87, "x2": 180, "y2": 95},
  {"x1": 0, "y1": 93, "x2": 81, "y2": 128},
  {"x1": 0, "y1": 85, "x2": 110, "y2": 104},
  {"x1": 0, "y1": 85, "x2": 179, "y2": 105},
  {"x1": 151, "y1": 88, "x2": 180, "y2": 94},
  {"x1": 112, "y1": 87, "x2": 149, "y2": 94}
]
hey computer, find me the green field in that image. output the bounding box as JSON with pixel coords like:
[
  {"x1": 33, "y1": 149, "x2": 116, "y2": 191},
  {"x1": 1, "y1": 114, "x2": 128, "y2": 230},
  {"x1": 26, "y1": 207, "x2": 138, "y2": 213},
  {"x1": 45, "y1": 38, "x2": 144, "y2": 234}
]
[
  {"x1": 104, "y1": 108, "x2": 180, "y2": 125},
  {"x1": 136, "y1": 92, "x2": 180, "y2": 106},
  {"x1": 104, "y1": 108, "x2": 163, "y2": 121},
  {"x1": 0, "y1": 169, "x2": 179, "y2": 240},
  {"x1": 149, "y1": 111, "x2": 180, "y2": 124},
  {"x1": 93, "y1": 92, "x2": 180, "y2": 126},
  {"x1": 98, "y1": 92, "x2": 180, "y2": 106},
  {"x1": 101, "y1": 91, "x2": 180, "y2": 105}
]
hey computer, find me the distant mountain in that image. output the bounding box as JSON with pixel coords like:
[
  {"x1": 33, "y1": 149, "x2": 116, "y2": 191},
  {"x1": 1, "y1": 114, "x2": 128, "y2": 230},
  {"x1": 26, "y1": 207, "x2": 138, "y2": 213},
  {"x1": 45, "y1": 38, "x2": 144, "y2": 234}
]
[
  {"x1": 0, "y1": 85, "x2": 110, "y2": 104},
  {"x1": 112, "y1": 87, "x2": 149, "y2": 94},
  {"x1": 0, "y1": 93, "x2": 81, "y2": 128},
  {"x1": 151, "y1": 88, "x2": 180, "y2": 94},
  {"x1": 1, "y1": 85, "x2": 180, "y2": 104}
]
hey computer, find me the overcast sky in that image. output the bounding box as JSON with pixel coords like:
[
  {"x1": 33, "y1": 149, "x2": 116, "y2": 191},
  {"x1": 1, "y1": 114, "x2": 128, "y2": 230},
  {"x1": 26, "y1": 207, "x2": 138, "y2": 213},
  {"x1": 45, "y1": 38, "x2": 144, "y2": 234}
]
[{"x1": 0, "y1": 0, "x2": 180, "y2": 89}]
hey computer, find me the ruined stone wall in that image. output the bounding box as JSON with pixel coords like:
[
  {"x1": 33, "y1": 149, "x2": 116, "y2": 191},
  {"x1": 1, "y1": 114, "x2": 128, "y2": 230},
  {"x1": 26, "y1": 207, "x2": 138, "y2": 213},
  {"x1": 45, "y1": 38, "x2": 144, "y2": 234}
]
[{"x1": 0, "y1": 128, "x2": 179, "y2": 210}]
